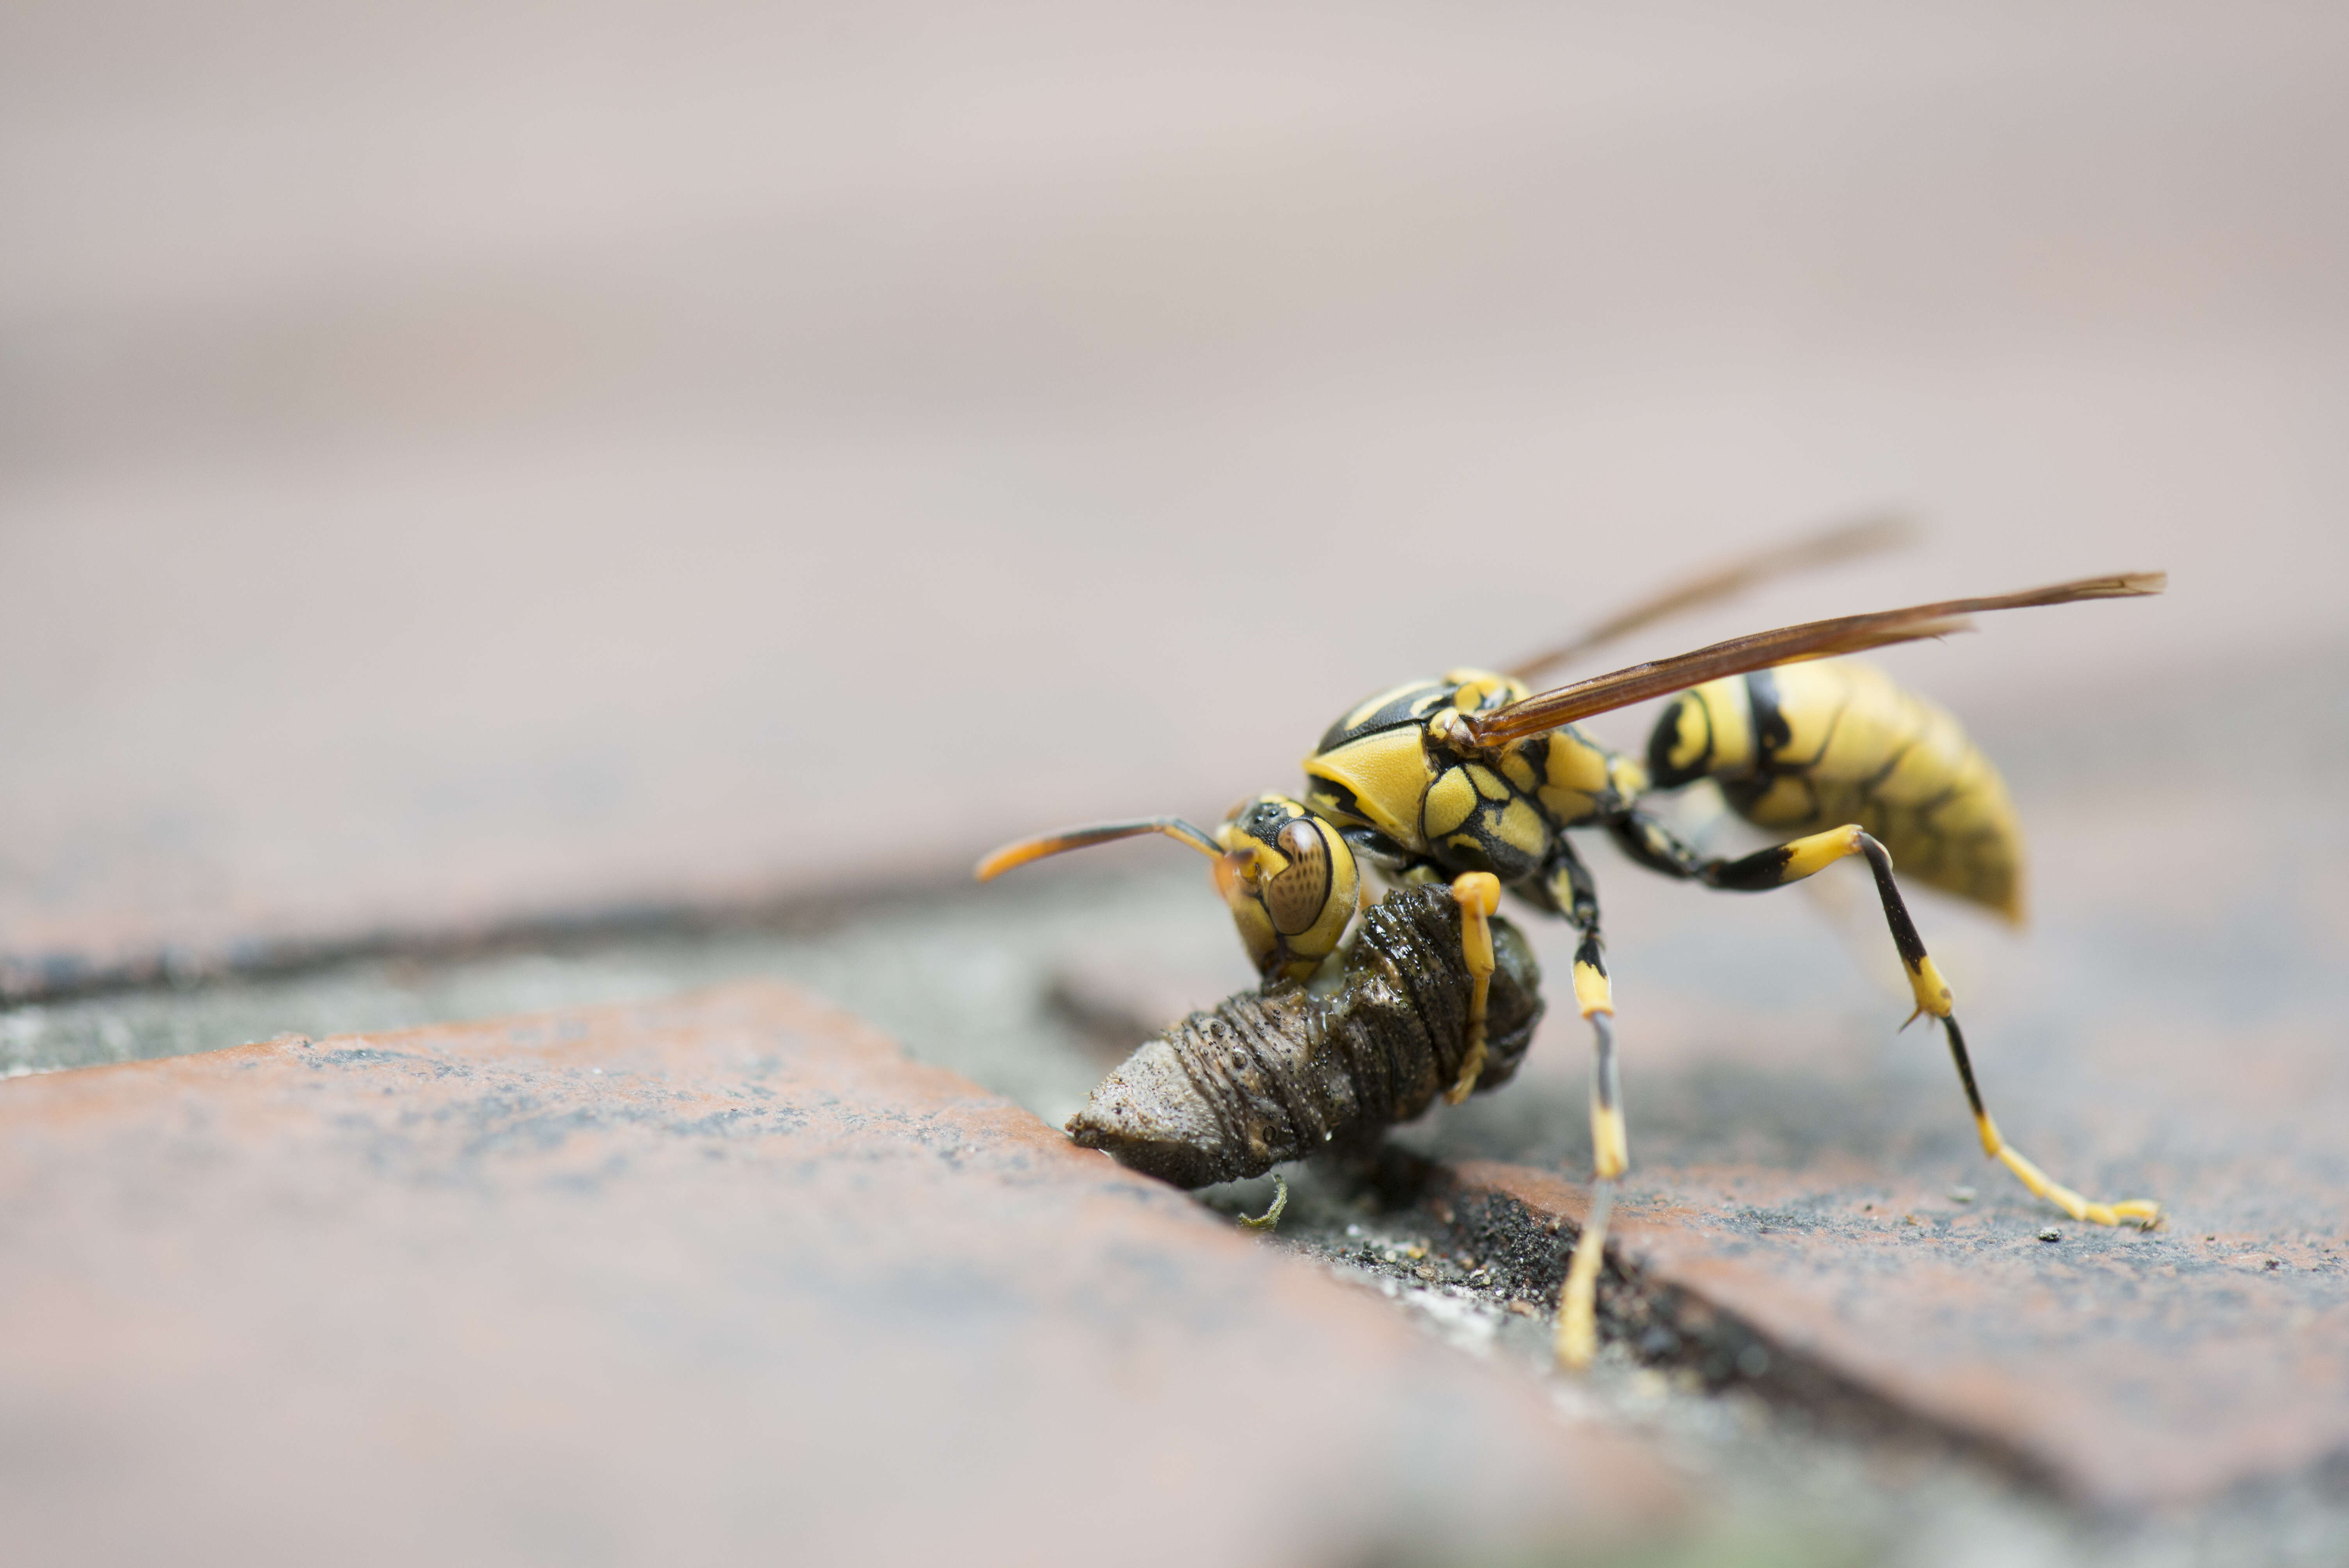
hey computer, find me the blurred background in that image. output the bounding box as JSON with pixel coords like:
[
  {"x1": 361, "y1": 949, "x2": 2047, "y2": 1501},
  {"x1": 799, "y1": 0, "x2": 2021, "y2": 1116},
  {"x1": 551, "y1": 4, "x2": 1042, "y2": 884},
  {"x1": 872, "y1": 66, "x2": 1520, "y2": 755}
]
[
  {"x1": 7, "y1": 13, "x2": 2349, "y2": 1561},
  {"x1": 3, "y1": 0, "x2": 2345, "y2": 990}
]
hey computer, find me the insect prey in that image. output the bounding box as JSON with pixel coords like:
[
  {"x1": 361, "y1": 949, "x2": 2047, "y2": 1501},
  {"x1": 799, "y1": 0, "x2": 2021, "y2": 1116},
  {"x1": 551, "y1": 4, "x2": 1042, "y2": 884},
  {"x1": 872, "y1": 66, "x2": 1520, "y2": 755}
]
[{"x1": 1066, "y1": 879, "x2": 1546, "y2": 1189}]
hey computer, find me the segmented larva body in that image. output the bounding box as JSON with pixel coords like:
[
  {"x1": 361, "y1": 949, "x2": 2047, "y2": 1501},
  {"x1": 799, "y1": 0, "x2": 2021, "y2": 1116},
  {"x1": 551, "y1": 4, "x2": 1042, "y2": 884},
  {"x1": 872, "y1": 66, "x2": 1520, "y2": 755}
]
[{"x1": 1066, "y1": 883, "x2": 1546, "y2": 1187}]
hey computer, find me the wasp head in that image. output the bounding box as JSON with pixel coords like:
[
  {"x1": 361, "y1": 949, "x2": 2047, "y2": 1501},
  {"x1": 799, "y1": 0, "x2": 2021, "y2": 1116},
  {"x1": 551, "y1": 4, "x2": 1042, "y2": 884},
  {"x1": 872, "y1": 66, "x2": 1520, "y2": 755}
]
[
  {"x1": 973, "y1": 794, "x2": 1360, "y2": 986},
  {"x1": 1211, "y1": 795, "x2": 1362, "y2": 983}
]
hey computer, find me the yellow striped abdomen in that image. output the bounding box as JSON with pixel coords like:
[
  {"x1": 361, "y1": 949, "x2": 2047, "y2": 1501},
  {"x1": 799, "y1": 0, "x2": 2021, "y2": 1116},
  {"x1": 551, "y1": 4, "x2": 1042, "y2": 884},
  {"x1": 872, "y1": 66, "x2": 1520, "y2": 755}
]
[{"x1": 1647, "y1": 660, "x2": 2025, "y2": 920}]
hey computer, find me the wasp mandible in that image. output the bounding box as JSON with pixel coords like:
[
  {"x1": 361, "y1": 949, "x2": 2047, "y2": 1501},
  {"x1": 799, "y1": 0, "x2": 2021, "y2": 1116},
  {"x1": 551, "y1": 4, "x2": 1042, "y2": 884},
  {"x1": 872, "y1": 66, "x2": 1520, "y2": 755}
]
[{"x1": 978, "y1": 519, "x2": 2166, "y2": 1369}]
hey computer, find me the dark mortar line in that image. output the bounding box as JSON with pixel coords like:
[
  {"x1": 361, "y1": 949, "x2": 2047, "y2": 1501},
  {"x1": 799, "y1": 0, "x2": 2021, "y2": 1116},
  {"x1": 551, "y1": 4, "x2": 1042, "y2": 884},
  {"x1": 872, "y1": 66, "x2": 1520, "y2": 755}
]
[
  {"x1": 1438, "y1": 1180, "x2": 2080, "y2": 1502},
  {"x1": 1256, "y1": 1147, "x2": 2085, "y2": 1504},
  {"x1": 0, "y1": 861, "x2": 1057, "y2": 1010}
]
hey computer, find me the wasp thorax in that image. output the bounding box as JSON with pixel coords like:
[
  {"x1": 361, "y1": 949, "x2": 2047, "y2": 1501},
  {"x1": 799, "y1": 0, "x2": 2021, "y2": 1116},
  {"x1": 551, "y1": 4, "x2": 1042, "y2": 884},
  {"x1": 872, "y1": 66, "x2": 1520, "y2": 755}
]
[
  {"x1": 1439, "y1": 668, "x2": 1530, "y2": 715},
  {"x1": 1425, "y1": 708, "x2": 1476, "y2": 753}
]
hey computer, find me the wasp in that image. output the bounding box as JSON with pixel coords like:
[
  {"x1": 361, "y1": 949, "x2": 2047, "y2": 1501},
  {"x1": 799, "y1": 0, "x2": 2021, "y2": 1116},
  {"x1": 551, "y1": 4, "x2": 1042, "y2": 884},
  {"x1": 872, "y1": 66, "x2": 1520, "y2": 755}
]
[{"x1": 978, "y1": 519, "x2": 2166, "y2": 1368}]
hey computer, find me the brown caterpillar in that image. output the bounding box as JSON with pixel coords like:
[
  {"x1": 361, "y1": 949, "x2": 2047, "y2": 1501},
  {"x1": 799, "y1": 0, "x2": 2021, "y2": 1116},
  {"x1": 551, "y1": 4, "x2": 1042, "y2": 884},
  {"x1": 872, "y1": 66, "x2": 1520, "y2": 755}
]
[{"x1": 1066, "y1": 882, "x2": 1545, "y2": 1187}]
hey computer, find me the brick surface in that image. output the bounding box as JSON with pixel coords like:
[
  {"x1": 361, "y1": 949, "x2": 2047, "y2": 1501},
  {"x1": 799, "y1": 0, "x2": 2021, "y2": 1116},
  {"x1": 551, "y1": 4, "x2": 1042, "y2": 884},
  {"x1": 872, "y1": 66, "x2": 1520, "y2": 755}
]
[
  {"x1": 3, "y1": 4, "x2": 2345, "y2": 993},
  {"x1": 0, "y1": 981, "x2": 1676, "y2": 1568},
  {"x1": 1038, "y1": 653, "x2": 2349, "y2": 1509},
  {"x1": 1448, "y1": 1160, "x2": 2347, "y2": 1508}
]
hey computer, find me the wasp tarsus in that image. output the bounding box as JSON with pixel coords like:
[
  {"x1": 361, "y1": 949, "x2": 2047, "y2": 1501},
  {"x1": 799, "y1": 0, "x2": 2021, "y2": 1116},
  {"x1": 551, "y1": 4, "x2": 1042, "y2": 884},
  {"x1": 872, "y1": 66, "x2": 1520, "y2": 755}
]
[{"x1": 1066, "y1": 883, "x2": 1545, "y2": 1188}]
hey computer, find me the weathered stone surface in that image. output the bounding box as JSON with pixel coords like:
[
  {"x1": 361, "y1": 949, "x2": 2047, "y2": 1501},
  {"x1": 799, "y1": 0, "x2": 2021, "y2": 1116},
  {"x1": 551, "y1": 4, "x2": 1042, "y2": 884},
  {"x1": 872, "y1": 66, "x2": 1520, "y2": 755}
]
[
  {"x1": 1446, "y1": 1159, "x2": 2349, "y2": 1509},
  {"x1": 0, "y1": 982, "x2": 1676, "y2": 1567}
]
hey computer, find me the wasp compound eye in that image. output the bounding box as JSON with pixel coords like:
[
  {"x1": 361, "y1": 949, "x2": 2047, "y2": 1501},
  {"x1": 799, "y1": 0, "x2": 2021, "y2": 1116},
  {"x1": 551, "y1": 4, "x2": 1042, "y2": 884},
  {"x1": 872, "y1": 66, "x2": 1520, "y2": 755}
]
[{"x1": 1262, "y1": 820, "x2": 1332, "y2": 935}]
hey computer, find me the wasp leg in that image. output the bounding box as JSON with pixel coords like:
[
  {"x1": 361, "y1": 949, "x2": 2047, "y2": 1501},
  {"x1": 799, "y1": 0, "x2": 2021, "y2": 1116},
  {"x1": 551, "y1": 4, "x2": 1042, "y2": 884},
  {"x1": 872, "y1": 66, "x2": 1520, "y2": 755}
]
[
  {"x1": 1555, "y1": 1000, "x2": 1624, "y2": 1369},
  {"x1": 1442, "y1": 873, "x2": 1502, "y2": 1104},
  {"x1": 1528, "y1": 840, "x2": 1622, "y2": 1370},
  {"x1": 1556, "y1": 1176, "x2": 1614, "y2": 1372},
  {"x1": 1613, "y1": 814, "x2": 2161, "y2": 1231}
]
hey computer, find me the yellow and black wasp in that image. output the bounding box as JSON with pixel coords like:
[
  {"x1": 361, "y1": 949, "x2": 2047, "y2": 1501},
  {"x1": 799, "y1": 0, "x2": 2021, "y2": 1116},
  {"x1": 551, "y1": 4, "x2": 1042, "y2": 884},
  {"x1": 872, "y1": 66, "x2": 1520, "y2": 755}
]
[{"x1": 978, "y1": 520, "x2": 2165, "y2": 1368}]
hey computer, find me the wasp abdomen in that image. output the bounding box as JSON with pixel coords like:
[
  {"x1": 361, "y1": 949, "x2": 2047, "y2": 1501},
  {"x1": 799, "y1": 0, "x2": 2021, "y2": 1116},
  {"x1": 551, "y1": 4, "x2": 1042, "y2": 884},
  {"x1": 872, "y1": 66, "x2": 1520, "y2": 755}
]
[
  {"x1": 1648, "y1": 660, "x2": 2026, "y2": 919},
  {"x1": 1066, "y1": 884, "x2": 1545, "y2": 1187}
]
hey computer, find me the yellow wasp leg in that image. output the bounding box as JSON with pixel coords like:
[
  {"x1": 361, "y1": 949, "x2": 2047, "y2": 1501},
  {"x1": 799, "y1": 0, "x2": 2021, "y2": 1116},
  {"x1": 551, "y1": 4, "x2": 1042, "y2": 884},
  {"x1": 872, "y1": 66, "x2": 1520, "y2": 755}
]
[
  {"x1": 1556, "y1": 954, "x2": 1620, "y2": 1371},
  {"x1": 1577, "y1": 959, "x2": 1625, "y2": 1177},
  {"x1": 1697, "y1": 823, "x2": 2161, "y2": 1231},
  {"x1": 1555, "y1": 1178, "x2": 1613, "y2": 1372},
  {"x1": 1442, "y1": 873, "x2": 1502, "y2": 1104},
  {"x1": 1519, "y1": 839, "x2": 1626, "y2": 1370}
]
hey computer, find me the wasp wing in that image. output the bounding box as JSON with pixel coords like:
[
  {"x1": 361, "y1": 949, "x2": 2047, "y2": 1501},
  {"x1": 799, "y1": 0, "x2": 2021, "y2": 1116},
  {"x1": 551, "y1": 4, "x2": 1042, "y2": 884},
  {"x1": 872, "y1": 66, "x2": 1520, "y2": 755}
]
[
  {"x1": 1506, "y1": 511, "x2": 1918, "y2": 684},
  {"x1": 1465, "y1": 572, "x2": 2165, "y2": 747}
]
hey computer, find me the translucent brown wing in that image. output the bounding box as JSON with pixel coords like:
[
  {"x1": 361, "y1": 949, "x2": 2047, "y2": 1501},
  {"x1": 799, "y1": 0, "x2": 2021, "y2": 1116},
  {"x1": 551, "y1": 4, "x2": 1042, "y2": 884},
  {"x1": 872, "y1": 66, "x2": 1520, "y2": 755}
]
[
  {"x1": 1464, "y1": 572, "x2": 2165, "y2": 747},
  {"x1": 1507, "y1": 511, "x2": 1918, "y2": 684}
]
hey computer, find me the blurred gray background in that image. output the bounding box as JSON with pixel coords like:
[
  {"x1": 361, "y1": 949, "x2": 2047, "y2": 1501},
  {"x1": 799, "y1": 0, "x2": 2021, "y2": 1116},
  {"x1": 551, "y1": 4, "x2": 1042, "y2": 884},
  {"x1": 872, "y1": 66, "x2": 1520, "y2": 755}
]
[{"x1": 3, "y1": 0, "x2": 2344, "y2": 984}]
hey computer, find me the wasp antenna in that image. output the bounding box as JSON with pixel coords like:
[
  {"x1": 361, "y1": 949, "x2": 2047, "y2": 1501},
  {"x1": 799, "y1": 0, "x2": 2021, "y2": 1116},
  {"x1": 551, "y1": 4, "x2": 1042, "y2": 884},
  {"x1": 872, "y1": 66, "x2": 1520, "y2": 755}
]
[{"x1": 974, "y1": 816, "x2": 1224, "y2": 881}]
